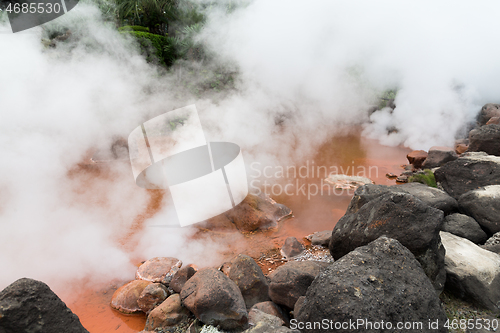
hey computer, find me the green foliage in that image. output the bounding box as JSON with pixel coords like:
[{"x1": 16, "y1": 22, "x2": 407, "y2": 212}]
[
  {"x1": 122, "y1": 31, "x2": 175, "y2": 66},
  {"x1": 409, "y1": 169, "x2": 437, "y2": 188},
  {"x1": 118, "y1": 25, "x2": 150, "y2": 32},
  {"x1": 378, "y1": 89, "x2": 397, "y2": 109},
  {"x1": 115, "y1": 0, "x2": 177, "y2": 35}
]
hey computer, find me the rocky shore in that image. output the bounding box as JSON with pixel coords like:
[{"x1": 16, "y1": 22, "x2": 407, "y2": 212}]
[{"x1": 2, "y1": 103, "x2": 500, "y2": 333}]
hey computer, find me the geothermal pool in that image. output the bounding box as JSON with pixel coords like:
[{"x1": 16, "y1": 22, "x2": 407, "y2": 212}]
[{"x1": 65, "y1": 131, "x2": 410, "y2": 333}]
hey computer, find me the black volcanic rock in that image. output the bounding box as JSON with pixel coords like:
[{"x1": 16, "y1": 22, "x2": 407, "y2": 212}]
[{"x1": 0, "y1": 278, "x2": 89, "y2": 333}]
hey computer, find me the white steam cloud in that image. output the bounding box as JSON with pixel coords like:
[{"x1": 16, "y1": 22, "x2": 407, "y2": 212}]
[{"x1": 1, "y1": 0, "x2": 500, "y2": 292}]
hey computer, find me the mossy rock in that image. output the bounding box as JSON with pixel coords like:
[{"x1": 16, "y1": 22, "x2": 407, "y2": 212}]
[{"x1": 409, "y1": 169, "x2": 437, "y2": 188}]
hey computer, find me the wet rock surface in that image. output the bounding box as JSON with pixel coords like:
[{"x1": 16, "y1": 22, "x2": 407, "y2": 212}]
[
  {"x1": 111, "y1": 280, "x2": 152, "y2": 314},
  {"x1": 180, "y1": 268, "x2": 248, "y2": 330},
  {"x1": 0, "y1": 278, "x2": 89, "y2": 333},
  {"x1": 268, "y1": 260, "x2": 324, "y2": 309},
  {"x1": 298, "y1": 237, "x2": 447, "y2": 333}
]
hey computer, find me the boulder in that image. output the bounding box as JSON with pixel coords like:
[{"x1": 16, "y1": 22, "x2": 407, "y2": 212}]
[
  {"x1": 407, "y1": 150, "x2": 428, "y2": 169},
  {"x1": 441, "y1": 232, "x2": 500, "y2": 312},
  {"x1": 203, "y1": 194, "x2": 292, "y2": 232},
  {"x1": 111, "y1": 280, "x2": 152, "y2": 314},
  {"x1": 250, "y1": 301, "x2": 288, "y2": 325},
  {"x1": 225, "y1": 194, "x2": 292, "y2": 232},
  {"x1": 297, "y1": 237, "x2": 447, "y2": 333},
  {"x1": 434, "y1": 152, "x2": 500, "y2": 199},
  {"x1": 422, "y1": 146, "x2": 458, "y2": 168},
  {"x1": 227, "y1": 254, "x2": 270, "y2": 309},
  {"x1": 248, "y1": 308, "x2": 284, "y2": 327},
  {"x1": 268, "y1": 261, "x2": 323, "y2": 309},
  {"x1": 144, "y1": 294, "x2": 190, "y2": 330},
  {"x1": 307, "y1": 230, "x2": 331, "y2": 246},
  {"x1": 280, "y1": 237, "x2": 305, "y2": 259},
  {"x1": 347, "y1": 183, "x2": 458, "y2": 215},
  {"x1": 330, "y1": 192, "x2": 446, "y2": 291},
  {"x1": 136, "y1": 257, "x2": 182, "y2": 285},
  {"x1": 482, "y1": 232, "x2": 500, "y2": 254},
  {"x1": 137, "y1": 283, "x2": 169, "y2": 314},
  {"x1": 180, "y1": 268, "x2": 247, "y2": 330},
  {"x1": 477, "y1": 103, "x2": 500, "y2": 126},
  {"x1": 442, "y1": 213, "x2": 488, "y2": 244},
  {"x1": 0, "y1": 278, "x2": 89, "y2": 333},
  {"x1": 458, "y1": 185, "x2": 500, "y2": 234},
  {"x1": 170, "y1": 265, "x2": 197, "y2": 293},
  {"x1": 467, "y1": 124, "x2": 500, "y2": 156}
]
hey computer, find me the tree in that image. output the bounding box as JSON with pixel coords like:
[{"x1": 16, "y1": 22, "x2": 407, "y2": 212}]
[{"x1": 115, "y1": 0, "x2": 178, "y2": 35}]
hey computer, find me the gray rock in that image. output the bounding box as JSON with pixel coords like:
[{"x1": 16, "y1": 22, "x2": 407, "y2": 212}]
[
  {"x1": 481, "y1": 232, "x2": 500, "y2": 254},
  {"x1": 250, "y1": 301, "x2": 289, "y2": 326},
  {"x1": 441, "y1": 232, "x2": 500, "y2": 313},
  {"x1": 468, "y1": 124, "x2": 500, "y2": 156},
  {"x1": 308, "y1": 230, "x2": 331, "y2": 246},
  {"x1": 297, "y1": 237, "x2": 447, "y2": 333},
  {"x1": 248, "y1": 308, "x2": 284, "y2": 327},
  {"x1": 227, "y1": 254, "x2": 270, "y2": 309},
  {"x1": 330, "y1": 192, "x2": 446, "y2": 292},
  {"x1": 268, "y1": 261, "x2": 323, "y2": 309},
  {"x1": 180, "y1": 268, "x2": 248, "y2": 330},
  {"x1": 422, "y1": 146, "x2": 458, "y2": 168},
  {"x1": 243, "y1": 322, "x2": 299, "y2": 333},
  {"x1": 280, "y1": 237, "x2": 305, "y2": 259},
  {"x1": 458, "y1": 185, "x2": 500, "y2": 234},
  {"x1": 442, "y1": 213, "x2": 488, "y2": 244},
  {"x1": 0, "y1": 278, "x2": 89, "y2": 333},
  {"x1": 347, "y1": 183, "x2": 458, "y2": 215},
  {"x1": 435, "y1": 152, "x2": 500, "y2": 199}
]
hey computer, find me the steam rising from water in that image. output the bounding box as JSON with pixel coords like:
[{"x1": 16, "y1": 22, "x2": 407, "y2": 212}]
[{"x1": 1, "y1": 0, "x2": 500, "y2": 292}]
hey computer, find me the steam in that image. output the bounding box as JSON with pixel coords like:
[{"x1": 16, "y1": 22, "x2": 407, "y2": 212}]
[{"x1": 1, "y1": 0, "x2": 500, "y2": 293}]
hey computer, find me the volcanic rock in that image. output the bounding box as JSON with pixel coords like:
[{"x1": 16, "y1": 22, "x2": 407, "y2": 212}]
[
  {"x1": 0, "y1": 278, "x2": 89, "y2": 333},
  {"x1": 170, "y1": 265, "x2": 197, "y2": 293},
  {"x1": 243, "y1": 322, "x2": 299, "y2": 333},
  {"x1": 347, "y1": 183, "x2": 458, "y2": 215},
  {"x1": 467, "y1": 124, "x2": 500, "y2": 156},
  {"x1": 458, "y1": 185, "x2": 500, "y2": 234},
  {"x1": 280, "y1": 237, "x2": 305, "y2": 259},
  {"x1": 441, "y1": 232, "x2": 500, "y2": 312},
  {"x1": 330, "y1": 191, "x2": 446, "y2": 291},
  {"x1": 144, "y1": 294, "x2": 190, "y2": 330},
  {"x1": 268, "y1": 261, "x2": 323, "y2": 309},
  {"x1": 203, "y1": 194, "x2": 292, "y2": 232},
  {"x1": 482, "y1": 232, "x2": 500, "y2": 254},
  {"x1": 297, "y1": 237, "x2": 448, "y2": 333},
  {"x1": 434, "y1": 152, "x2": 500, "y2": 199},
  {"x1": 111, "y1": 280, "x2": 152, "y2": 314},
  {"x1": 136, "y1": 257, "x2": 182, "y2": 285},
  {"x1": 422, "y1": 146, "x2": 458, "y2": 168},
  {"x1": 248, "y1": 308, "x2": 284, "y2": 328},
  {"x1": 407, "y1": 150, "x2": 428, "y2": 169},
  {"x1": 137, "y1": 283, "x2": 169, "y2": 314},
  {"x1": 307, "y1": 230, "x2": 331, "y2": 246},
  {"x1": 442, "y1": 213, "x2": 488, "y2": 244},
  {"x1": 227, "y1": 254, "x2": 270, "y2": 309},
  {"x1": 250, "y1": 301, "x2": 289, "y2": 325},
  {"x1": 477, "y1": 103, "x2": 500, "y2": 126},
  {"x1": 180, "y1": 268, "x2": 247, "y2": 330},
  {"x1": 455, "y1": 143, "x2": 469, "y2": 154}
]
